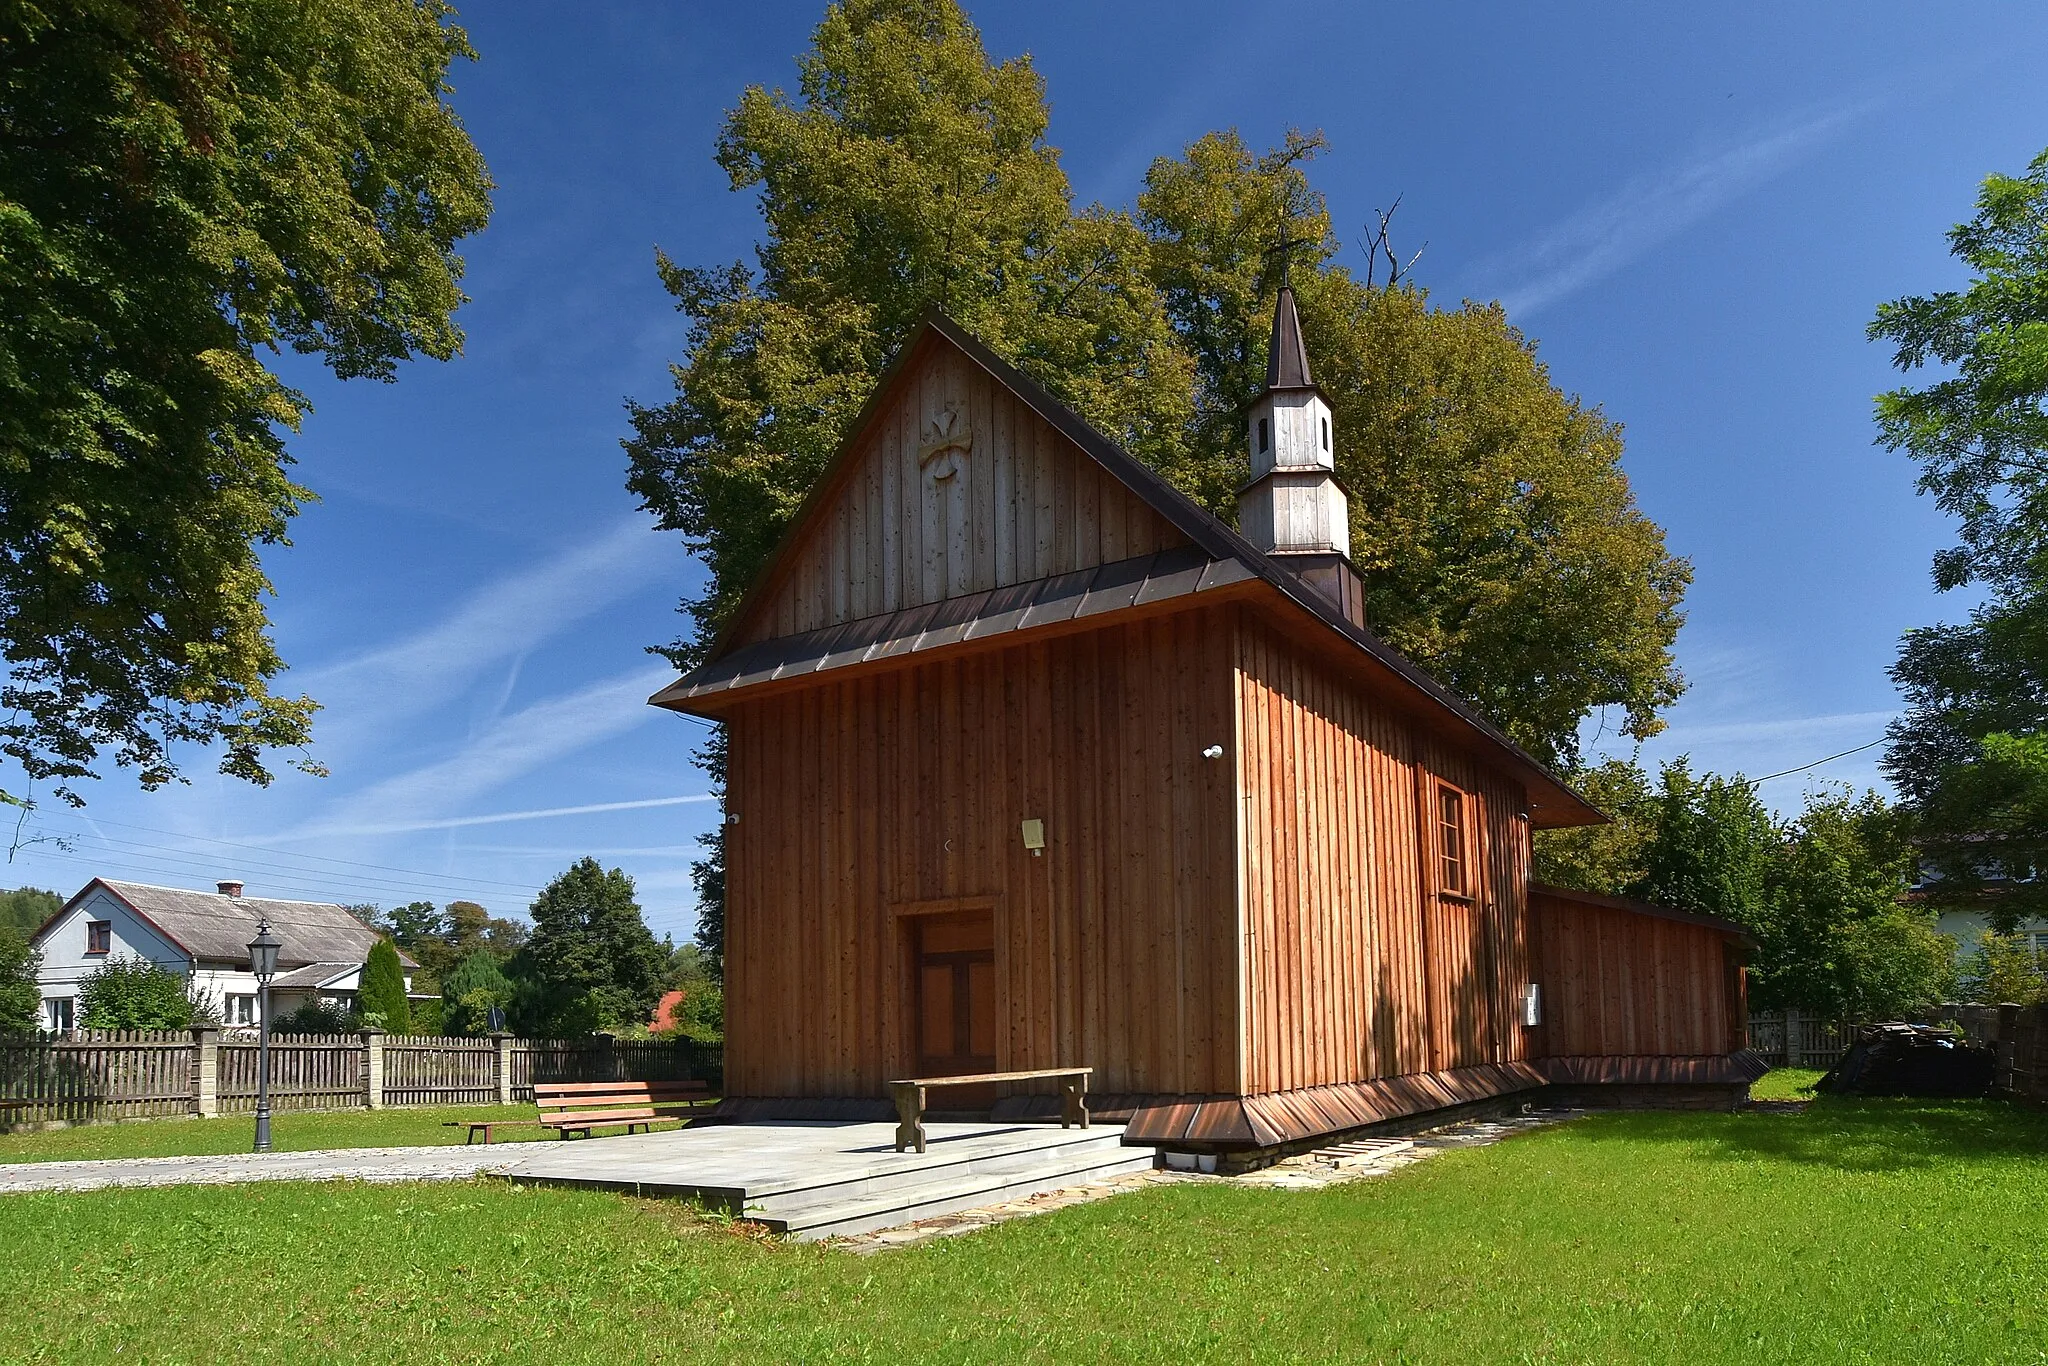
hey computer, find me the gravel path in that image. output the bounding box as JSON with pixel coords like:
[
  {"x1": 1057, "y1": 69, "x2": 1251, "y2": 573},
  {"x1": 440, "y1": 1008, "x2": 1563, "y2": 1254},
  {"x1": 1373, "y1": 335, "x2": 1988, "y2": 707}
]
[{"x1": 0, "y1": 1145, "x2": 521, "y2": 1194}]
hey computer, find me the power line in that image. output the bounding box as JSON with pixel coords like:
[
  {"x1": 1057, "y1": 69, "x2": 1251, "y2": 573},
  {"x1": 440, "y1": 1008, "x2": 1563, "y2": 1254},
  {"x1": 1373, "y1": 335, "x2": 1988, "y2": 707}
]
[
  {"x1": 45, "y1": 833, "x2": 537, "y2": 905},
  {"x1": 1745, "y1": 737, "x2": 1888, "y2": 788},
  {"x1": 14, "y1": 842, "x2": 540, "y2": 909},
  {"x1": 31, "y1": 814, "x2": 540, "y2": 894},
  {"x1": 11, "y1": 846, "x2": 535, "y2": 910}
]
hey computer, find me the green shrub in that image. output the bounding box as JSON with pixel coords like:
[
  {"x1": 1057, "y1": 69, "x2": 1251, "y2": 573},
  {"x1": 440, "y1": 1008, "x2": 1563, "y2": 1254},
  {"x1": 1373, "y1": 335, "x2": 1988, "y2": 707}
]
[
  {"x1": 357, "y1": 939, "x2": 411, "y2": 1034},
  {"x1": 671, "y1": 981, "x2": 723, "y2": 1045},
  {"x1": 1965, "y1": 932, "x2": 2048, "y2": 1005},
  {"x1": 0, "y1": 928, "x2": 40, "y2": 1034},
  {"x1": 77, "y1": 958, "x2": 194, "y2": 1030},
  {"x1": 410, "y1": 997, "x2": 444, "y2": 1035},
  {"x1": 440, "y1": 950, "x2": 514, "y2": 1035},
  {"x1": 273, "y1": 999, "x2": 358, "y2": 1035}
]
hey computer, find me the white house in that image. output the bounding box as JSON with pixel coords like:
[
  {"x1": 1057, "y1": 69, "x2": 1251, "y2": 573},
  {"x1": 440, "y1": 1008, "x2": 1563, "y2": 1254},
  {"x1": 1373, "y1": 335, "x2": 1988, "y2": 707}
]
[
  {"x1": 32, "y1": 878, "x2": 415, "y2": 1032},
  {"x1": 1936, "y1": 910, "x2": 2048, "y2": 958}
]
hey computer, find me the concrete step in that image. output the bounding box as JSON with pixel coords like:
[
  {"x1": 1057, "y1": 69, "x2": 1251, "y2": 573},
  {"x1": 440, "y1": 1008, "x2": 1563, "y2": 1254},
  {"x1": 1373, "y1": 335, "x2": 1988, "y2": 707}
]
[
  {"x1": 1312, "y1": 1138, "x2": 1416, "y2": 1168},
  {"x1": 736, "y1": 1123, "x2": 1128, "y2": 1206},
  {"x1": 757, "y1": 1140, "x2": 1157, "y2": 1241}
]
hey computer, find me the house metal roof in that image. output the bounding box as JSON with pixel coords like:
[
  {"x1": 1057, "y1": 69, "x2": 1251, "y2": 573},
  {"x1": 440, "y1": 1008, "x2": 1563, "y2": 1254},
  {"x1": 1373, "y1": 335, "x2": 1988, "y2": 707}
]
[{"x1": 41, "y1": 879, "x2": 413, "y2": 971}]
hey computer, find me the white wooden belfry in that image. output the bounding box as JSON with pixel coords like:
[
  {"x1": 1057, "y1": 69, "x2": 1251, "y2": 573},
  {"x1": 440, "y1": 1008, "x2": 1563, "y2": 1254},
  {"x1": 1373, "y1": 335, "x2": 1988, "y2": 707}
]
[{"x1": 1237, "y1": 285, "x2": 1350, "y2": 561}]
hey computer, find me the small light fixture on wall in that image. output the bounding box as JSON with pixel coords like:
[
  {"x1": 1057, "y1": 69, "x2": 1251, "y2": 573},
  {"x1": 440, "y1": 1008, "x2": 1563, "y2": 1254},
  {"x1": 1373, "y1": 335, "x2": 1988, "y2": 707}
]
[
  {"x1": 1201, "y1": 744, "x2": 1224, "y2": 760},
  {"x1": 1020, "y1": 819, "x2": 1045, "y2": 857},
  {"x1": 1521, "y1": 983, "x2": 1542, "y2": 1028}
]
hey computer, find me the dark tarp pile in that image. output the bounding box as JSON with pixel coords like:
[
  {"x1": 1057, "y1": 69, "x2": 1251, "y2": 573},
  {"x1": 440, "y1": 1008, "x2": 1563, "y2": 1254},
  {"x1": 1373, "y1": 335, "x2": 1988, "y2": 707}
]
[{"x1": 1816, "y1": 1023, "x2": 1995, "y2": 1098}]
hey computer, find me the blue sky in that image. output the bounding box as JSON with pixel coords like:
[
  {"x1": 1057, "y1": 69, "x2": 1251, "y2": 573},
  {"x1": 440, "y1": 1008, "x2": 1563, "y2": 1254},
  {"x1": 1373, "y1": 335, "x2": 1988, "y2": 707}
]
[{"x1": 9, "y1": 2, "x2": 2047, "y2": 940}]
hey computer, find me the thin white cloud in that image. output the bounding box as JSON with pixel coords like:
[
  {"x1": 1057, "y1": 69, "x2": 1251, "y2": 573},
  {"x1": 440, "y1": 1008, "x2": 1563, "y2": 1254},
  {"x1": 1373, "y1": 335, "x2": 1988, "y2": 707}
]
[
  {"x1": 1650, "y1": 709, "x2": 1896, "y2": 748},
  {"x1": 289, "y1": 517, "x2": 675, "y2": 750},
  {"x1": 1476, "y1": 100, "x2": 1878, "y2": 318},
  {"x1": 279, "y1": 665, "x2": 677, "y2": 840},
  {"x1": 318, "y1": 795, "x2": 717, "y2": 839}
]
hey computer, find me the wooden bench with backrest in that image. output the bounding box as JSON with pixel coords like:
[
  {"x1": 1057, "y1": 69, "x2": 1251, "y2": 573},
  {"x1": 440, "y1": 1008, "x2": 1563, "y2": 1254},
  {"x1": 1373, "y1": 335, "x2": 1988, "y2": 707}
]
[
  {"x1": 450, "y1": 1079, "x2": 711, "y2": 1145},
  {"x1": 887, "y1": 1067, "x2": 1090, "y2": 1154}
]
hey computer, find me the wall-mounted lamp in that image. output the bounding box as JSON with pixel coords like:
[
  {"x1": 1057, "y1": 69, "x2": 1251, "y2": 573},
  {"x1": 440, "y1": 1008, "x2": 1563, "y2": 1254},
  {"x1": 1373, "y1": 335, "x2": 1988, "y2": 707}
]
[
  {"x1": 1200, "y1": 744, "x2": 1225, "y2": 760},
  {"x1": 1020, "y1": 818, "x2": 1046, "y2": 857}
]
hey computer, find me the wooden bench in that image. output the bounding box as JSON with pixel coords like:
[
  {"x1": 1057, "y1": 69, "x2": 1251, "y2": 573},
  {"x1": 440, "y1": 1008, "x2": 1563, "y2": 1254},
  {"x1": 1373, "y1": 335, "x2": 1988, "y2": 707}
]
[
  {"x1": 449, "y1": 1080, "x2": 712, "y2": 1145},
  {"x1": 888, "y1": 1067, "x2": 1091, "y2": 1154}
]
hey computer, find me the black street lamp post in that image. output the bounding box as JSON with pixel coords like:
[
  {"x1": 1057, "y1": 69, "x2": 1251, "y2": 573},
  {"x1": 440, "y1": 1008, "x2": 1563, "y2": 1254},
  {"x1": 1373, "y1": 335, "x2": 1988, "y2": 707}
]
[{"x1": 247, "y1": 917, "x2": 281, "y2": 1153}]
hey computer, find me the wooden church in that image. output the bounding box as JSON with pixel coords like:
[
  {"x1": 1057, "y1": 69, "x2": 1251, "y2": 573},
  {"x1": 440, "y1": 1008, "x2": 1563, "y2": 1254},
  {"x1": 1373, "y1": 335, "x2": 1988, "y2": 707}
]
[{"x1": 652, "y1": 291, "x2": 1763, "y2": 1155}]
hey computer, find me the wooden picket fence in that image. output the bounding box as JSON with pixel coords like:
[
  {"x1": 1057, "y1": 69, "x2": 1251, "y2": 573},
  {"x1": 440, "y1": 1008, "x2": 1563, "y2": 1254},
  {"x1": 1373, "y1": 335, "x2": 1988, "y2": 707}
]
[
  {"x1": 1745, "y1": 1010, "x2": 1856, "y2": 1070},
  {"x1": 0, "y1": 1029, "x2": 720, "y2": 1126},
  {"x1": 0, "y1": 1030, "x2": 194, "y2": 1124},
  {"x1": 217, "y1": 1033, "x2": 364, "y2": 1114}
]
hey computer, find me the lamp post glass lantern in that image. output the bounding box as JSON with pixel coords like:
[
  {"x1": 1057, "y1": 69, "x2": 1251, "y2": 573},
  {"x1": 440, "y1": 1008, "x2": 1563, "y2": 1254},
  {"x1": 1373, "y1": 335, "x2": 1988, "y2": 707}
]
[{"x1": 247, "y1": 918, "x2": 281, "y2": 1152}]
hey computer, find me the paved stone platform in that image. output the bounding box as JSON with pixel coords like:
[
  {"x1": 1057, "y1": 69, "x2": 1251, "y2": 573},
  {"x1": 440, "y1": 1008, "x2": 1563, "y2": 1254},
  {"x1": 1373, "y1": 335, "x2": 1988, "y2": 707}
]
[
  {"x1": 0, "y1": 1120, "x2": 1152, "y2": 1240},
  {"x1": 493, "y1": 1119, "x2": 1153, "y2": 1238}
]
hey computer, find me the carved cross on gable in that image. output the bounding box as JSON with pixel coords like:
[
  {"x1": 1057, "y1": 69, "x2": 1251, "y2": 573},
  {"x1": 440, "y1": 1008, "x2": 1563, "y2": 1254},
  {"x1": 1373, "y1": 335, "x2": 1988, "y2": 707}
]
[{"x1": 919, "y1": 403, "x2": 972, "y2": 481}]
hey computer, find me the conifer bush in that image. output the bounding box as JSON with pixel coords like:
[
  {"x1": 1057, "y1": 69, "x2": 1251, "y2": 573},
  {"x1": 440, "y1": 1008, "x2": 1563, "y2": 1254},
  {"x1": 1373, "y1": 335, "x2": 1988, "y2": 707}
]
[{"x1": 357, "y1": 939, "x2": 411, "y2": 1034}]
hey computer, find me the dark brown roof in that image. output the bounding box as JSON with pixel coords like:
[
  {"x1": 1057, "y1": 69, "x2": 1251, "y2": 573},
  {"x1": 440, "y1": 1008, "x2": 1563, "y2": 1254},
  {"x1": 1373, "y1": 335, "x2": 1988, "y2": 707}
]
[
  {"x1": 1265, "y1": 285, "x2": 1315, "y2": 391},
  {"x1": 1530, "y1": 882, "x2": 1753, "y2": 941},
  {"x1": 653, "y1": 547, "x2": 1255, "y2": 705},
  {"x1": 45, "y1": 880, "x2": 413, "y2": 971},
  {"x1": 654, "y1": 309, "x2": 1604, "y2": 829}
]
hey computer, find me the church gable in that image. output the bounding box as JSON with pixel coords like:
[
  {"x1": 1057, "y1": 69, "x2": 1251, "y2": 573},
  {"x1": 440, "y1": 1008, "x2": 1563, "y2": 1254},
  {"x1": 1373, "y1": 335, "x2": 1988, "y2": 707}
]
[{"x1": 731, "y1": 330, "x2": 1191, "y2": 648}]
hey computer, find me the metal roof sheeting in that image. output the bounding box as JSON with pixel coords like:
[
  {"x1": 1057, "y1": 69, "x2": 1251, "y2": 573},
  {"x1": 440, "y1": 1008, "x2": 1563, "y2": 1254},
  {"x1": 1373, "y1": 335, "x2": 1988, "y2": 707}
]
[{"x1": 72, "y1": 880, "x2": 410, "y2": 970}]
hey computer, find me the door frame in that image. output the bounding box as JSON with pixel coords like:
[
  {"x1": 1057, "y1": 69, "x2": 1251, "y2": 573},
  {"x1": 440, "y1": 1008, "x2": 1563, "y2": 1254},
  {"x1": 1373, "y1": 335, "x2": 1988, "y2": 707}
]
[{"x1": 890, "y1": 896, "x2": 1004, "y2": 1076}]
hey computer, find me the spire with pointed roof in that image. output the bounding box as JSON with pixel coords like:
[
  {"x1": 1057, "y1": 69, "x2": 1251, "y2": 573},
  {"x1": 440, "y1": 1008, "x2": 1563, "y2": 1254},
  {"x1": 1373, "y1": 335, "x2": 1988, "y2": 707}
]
[
  {"x1": 1236, "y1": 282, "x2": 1367, "y2": 627},
  {"x1": 1264, "y1": 285, "x2": 1315, "y2": 392}
]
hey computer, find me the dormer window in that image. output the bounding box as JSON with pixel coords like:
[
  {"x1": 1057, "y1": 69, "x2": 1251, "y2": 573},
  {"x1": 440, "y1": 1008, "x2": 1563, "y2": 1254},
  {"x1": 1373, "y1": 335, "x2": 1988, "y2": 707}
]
[
  {"x1": 1322, "y1": 417, "x2": 1330, "y2": 451},
  {"x1": 1257, "y1": 417, "x2": 1269, "y2": 454},
  {"x1": 85, "y1": 921, "x2": 110, "y2": 954}
]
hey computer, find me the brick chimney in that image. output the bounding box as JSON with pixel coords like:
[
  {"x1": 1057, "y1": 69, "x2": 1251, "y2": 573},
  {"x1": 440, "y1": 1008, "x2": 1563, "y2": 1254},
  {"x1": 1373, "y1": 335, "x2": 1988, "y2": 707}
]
[{"x1": 217, "y1": 880, "x2": 245, "y2": 898}]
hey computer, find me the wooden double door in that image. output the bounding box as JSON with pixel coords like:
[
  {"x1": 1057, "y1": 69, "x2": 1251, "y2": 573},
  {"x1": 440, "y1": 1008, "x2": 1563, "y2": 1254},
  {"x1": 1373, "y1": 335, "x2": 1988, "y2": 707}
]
[{"x1": 912, "y1": 908, "x2": 998, "y2": 1076}]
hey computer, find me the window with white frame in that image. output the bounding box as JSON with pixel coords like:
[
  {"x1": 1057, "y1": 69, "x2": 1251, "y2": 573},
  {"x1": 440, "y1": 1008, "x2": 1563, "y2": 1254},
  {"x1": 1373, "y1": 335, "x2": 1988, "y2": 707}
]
[
  {"x1": 46, "y1": 997, "x2": 74, "y2": 1033},
  {"x1": 226, "y1": 994, "x2": 258, "y2": 1027}
]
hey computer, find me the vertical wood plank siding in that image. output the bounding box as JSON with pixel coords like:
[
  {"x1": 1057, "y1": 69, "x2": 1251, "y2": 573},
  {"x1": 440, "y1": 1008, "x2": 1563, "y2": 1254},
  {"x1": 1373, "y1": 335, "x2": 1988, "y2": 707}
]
[
  {"x1": 1527, "y1": 889, "x2": 1734, "y2": 1057},
  {"x1": 734, "y1": 338, "x2": 1191, "y2": 646},
  {"x1": 1233, "y1": 612, "x2": 1532, "y2": 1097},
  {"x1": 722, "y1": 609, "x2": 1240, "y2": 1099}
]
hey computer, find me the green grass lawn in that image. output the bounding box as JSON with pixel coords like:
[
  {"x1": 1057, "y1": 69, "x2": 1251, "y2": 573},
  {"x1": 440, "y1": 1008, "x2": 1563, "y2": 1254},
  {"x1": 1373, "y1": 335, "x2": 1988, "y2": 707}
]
[
  {"x1": 3, "y1": 1085, "x2": 2046, "y2": 1363},
  {"x1": 1748, "y1": 1066, "x2": 1825, "y2": 1100},
  {"x1": 0, "y1": 1106, "x2": 695, "y2": 1163}
]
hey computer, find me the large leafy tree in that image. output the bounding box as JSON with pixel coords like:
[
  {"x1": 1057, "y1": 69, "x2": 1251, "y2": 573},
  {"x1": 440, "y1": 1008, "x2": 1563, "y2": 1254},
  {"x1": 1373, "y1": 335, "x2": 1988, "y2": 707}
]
[
  {"x1": 376, "y1": 897, "x2": 526, "y2": 987},
  {"x1": 1586, "y1": 760, "x2": 1948, "y2": 1017},
  {"x1": 0, "y1": 887, "x2": 59, "y2": 938},
  {"x1": 630, "y1": 1, "x2": 1690, "y2": 959},
  {"x1": 510, "y1": 858, "x2": 672, "y2": 1037},
  {"x1": 1875, "y1": 148, "x2": 2048, "y2": 913},
  {"x1": 1625, "y1": 759, "x2": 1778, "y2": 923},
  {"x1": 1531, "y1": 758, "x2": 1657, "y2": 893},
  {"x1": 624, "y1": 0, "x2": 1189, "y2": 666},
  {"x1": 0, "y1": 0, "x2": 492, "y2": 804},
  {"x1": 1137, "y1": 131, "x2": 1688, "y2": 769},
  {"x1": 1754, "y1": 789, "x2": 1950, "y2": 1018}
]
